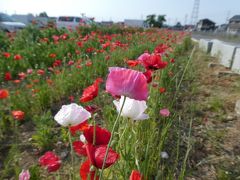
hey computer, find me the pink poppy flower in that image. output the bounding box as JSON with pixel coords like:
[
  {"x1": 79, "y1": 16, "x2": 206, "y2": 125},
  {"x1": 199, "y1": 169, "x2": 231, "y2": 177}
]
[
  {"x1": 27, "y1": 69, "x2": 33, "y2": 74},
  {"x1": 137, "y1": 52, "x2": 150, "y2": 62},
  {"x1": 160, "y1": 108, "x2": 170, "y2": 117},
  {"x1": 106, "y1": 67, "x2": 148, "y2": 101},
  {"x1": 19, "y1": 169, "x2": 30, "y2": 180}
]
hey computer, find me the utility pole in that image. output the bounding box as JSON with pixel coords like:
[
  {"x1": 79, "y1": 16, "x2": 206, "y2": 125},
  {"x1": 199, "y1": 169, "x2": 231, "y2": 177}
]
[
  {"x1": 81, "y1": 13, "x2": 85, "y2": 17},
  {"x1": 184, "y1": 14, "x2": 188, "y2": 25},
  {"x1": 190, "y1": 0, "x2": 200, "y2": 25},
  {"x1": 226, "y1": 10, "x2": 231, "y2": 23}
]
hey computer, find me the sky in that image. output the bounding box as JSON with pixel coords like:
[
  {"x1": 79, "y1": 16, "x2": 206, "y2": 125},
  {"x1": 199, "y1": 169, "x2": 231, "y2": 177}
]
[{"x1": 0, "y1": 0, "x2": 240, "y2": 25}]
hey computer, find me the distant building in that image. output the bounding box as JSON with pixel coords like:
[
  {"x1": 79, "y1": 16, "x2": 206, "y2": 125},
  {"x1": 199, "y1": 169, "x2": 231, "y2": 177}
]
[
  {"x1": 215, "y1": 24, "x2": 228, "y2": 33},
  {"x1": 196, "y1": 18, "x2": 215, "y2": 31},
  {"x1": 124, "y1": 19, "x2": 147, "y2": 28},
  {"x1": 101, "y1": 21, "x2": 113, "y2": 26},
  {"x1": 227, "y1": 15, "x2": 240, "y2": 35},
  {"x1": 116, "y1": 22, "x2": 124, "y2": 27}
]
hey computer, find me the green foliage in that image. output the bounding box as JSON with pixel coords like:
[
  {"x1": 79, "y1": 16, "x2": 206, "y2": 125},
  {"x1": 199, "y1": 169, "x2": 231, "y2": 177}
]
[
  {"x1": 32, "y1": 111, "x2": 56, "y2": 151},
  {"x1": 145, "y1": 14, "x2": 166, "y2": 28},
  {"x1": 208, "y1": 97, "x2": 225, "y2": 112},
  {"x1": 0, "y1": 30, "x2": 10, "y2": 51},
  {"x1": 29, "y1": 165, "x2": 41, "y2": 180},
  {"x1": 1, "y1": 144, "x2": 21, "y2": 179}
]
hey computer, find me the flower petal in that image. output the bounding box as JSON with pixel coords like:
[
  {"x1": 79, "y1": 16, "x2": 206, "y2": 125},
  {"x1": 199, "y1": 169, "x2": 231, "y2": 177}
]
[
  {"x1": 106, "y1": 67, "x2": 148, "y2": 101},
  {"x1": 83, "y1": 126, "x2": 111, "y2": 145}
]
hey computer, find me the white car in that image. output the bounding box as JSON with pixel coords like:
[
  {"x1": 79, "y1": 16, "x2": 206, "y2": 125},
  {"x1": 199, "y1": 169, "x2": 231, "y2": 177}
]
[
  {"x1": 56, "y1": 16, "x2": 94, "y2": 29},
  {"x1": 0, "y1": 13, "x2": 26, "y2": 32}
]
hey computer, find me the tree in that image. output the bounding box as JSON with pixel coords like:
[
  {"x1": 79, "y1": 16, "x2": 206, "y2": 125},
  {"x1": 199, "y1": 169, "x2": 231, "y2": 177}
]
[
  {"x1": 39, "y1": 12, "x2": 48, "y2": 17},
  {"x1": 145, "y1": 14, "x2": 156, "y2": 27},
  {"x1": 145, "y1": 14, "x2": 166, "y2": 28},
  {"x1": 156, "y1": 15, "x2": 166, "y2": 28}
]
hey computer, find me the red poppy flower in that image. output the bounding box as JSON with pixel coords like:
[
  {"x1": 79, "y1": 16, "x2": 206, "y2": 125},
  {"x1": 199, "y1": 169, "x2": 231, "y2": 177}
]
[
  {"x1": 37, "y1": 69, "x2": 45, "y2": 76},
  {"x1": 127, "y1": 60, "x2": 139, "y2": 67},
  {"x1": 52, "y1": 35, "x2": 60, "y2": 42},
  {"x1": 75, "y1": 50, "x2": 81, "y2": 55},
  {"x1": 76, "y1": 65, "x2": 82, "y2": 69},
  {"x1": 68, "y1": 60, "x2": 74, "y2": 66},
  {"x1": 86, "y1": 48, "x2": 94, "y2": 53},
  {"x1": 46, "y1": 79, "x2": 53, "y2": 86},
  {"x1": 4, "y1": 72, "x2": 12, "y2": 81},
  {"x1": 80, "y1": 78, "x2": 102, "y2": 103},
  {"x1": 49, "y1": 53, "x2": 56, "y2": 58},
  {"x1": 80, "y1": 160, "x2": 98, "y2": 180},
  {"x1": 69, "y1": 95, "x2": 74, "y2": 102},
  {"x1": 13, "y1": 80, "x2": 21, "y2": 84},
  {"x1": 105, "y1": 55, "x2": 110, "y2": 60},
  {"x1": 12, "y1": 110, "x2": 25, "y2": 120},
  {"x1": 73, "y1": 141, "x2": 87, "y2": 156},
  {"x1": 141, "y1": 54, "x2": 168, "y2": 70},
  {"x1": 83, "y1": 125, "x2": 111, "y2": 145},
  {"x1": 86, "y1": 61, "x2": 92, "y2": 67},
  {"x1": 3, "y1": 52, "x2": 11, "y2": 58},
  {"x1": 18, "y1": 72, "x2": 26, "y2": 80},
  {"x1": 129, "y1": 170, "x2": 143, "y2": 180},
  {"x1": 26, "y1": 84, "x2": 33, "y2": 89},
  {"x1": 0, "y1": 89, "x2": 9, "y2": 99},
  {"x1": 143, "y1": 70, "x2": 152, "y2": 83},
  {"x1": 32, "y1": 79, "x2": 40, "y2": 83},
  {"x1": 159, "y1": 87, "x2": 166, "y2": 93},
  {"x1": 102, "y1": 41, "x2": 111, "y2": 49},
  {"x1": 86, "y1": 144, "x2": 119, "y2": 169},
  {"x1": 53, "y1": 60, "x2": 62, "y2": 67},
  {"x1": 39, "y1": 151, "x2": 61, "y2": 173},
  {"x1": 85, "y1": 105, "x2": 98, "y2": 114},
  {"x1": 14, "y1": 54, "x2": 22, "y2": 60},
  {"x1": 70, "y1": 121, "x2": 89, "y2": 136},
  {"x1": 154, "y1": 44, "x2": 169, "y2": 54},
  {"x1": 170, "y1": 58, "x2": 175, "y2": 63},
  {"x1": 77, "y1": 41, "x2": 83, "y2": 47}
]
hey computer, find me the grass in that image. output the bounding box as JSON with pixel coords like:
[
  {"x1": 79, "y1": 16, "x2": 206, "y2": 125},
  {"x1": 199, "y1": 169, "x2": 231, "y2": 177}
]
[{"x1": 183, "y1": 44, "x2": 240, "y2": 179}]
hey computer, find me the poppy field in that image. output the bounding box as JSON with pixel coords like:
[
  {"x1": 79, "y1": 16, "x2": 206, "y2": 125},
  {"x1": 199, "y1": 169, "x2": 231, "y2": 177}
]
[{"x1": 0, "y1": 25, "x2": 193, "y2": 179}]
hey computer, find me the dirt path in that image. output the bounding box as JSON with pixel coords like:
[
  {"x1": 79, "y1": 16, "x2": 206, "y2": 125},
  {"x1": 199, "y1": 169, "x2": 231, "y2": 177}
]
[{"x1": 187, "y1": 50, "x2": 240, "y2": 179}]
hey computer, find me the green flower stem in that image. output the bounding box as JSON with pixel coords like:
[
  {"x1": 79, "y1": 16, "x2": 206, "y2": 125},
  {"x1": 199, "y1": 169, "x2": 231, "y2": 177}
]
[
  {"x1": 93, "y1": 115, "x2": 96, "y2": 145},
  {"x1": 68, "y1": 127, "x2": 74, "y2": 180},
  {"x1": 93, "y1": 115, "x2": 99, "y2": 180},
  {"x1": 99, "y1": 96, "x2": 127, "y2": 179},
  {"x1": 94, "y1": 167, "x2": 98, "y2": 180}
]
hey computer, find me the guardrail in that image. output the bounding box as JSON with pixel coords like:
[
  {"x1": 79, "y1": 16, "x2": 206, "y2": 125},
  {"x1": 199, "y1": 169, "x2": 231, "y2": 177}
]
[{"x1": 195, "y1": 38, "x2": 240, "y2": 73}]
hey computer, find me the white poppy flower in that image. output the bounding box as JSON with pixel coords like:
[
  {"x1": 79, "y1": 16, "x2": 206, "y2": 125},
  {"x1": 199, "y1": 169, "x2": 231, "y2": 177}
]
[
  {"x1": 54, "y1": 103, "x2": 91, "y2": 127},
  {"x1": 80, "y1": 134, "x2": 86, "y2": 143},
  {"x1": 113, "y1": 96, "x2": 149, "y2": 120},
  {"x1": 161, "y1": 151, "x2": 169, "y2": 159}
]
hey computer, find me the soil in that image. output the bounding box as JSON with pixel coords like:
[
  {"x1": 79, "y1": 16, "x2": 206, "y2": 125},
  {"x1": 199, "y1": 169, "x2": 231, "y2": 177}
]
[{"x1": 186, "y1": 50, "x2": 240, "y2": 179}]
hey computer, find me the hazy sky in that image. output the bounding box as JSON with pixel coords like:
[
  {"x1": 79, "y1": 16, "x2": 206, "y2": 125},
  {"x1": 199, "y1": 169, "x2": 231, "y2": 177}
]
[{"x1": 0, "y1": 0, "x2": 240, "y2": 25}]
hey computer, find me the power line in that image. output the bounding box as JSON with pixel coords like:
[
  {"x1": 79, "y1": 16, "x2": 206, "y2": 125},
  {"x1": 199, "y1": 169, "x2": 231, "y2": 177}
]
[{"x1": 190, "y1": 0, "x2": 200, "y2": 25}]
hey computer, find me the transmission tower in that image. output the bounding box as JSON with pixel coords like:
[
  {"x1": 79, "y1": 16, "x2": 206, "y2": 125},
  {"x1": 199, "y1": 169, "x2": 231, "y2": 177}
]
[{"x1": 190, "y1": 0, "x2": 200, "y2": 25}]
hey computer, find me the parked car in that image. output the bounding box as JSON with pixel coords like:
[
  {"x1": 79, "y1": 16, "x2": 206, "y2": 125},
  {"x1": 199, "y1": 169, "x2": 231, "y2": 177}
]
[
  {"x1": 56, "y1": 16, "x2": 94, "y2": 29},
  {"x1": 0, "y1": 13, "x2": 26, "y2": 32}
]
